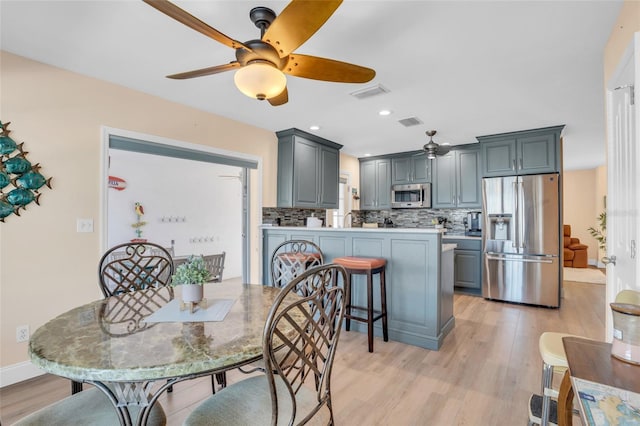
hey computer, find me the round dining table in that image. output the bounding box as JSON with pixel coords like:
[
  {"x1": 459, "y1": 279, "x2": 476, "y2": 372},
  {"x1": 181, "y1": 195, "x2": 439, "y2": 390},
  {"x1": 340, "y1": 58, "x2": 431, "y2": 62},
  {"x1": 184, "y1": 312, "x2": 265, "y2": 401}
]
[{"x1": 28, "y1": 282, "x2": 297, "y2": 426}]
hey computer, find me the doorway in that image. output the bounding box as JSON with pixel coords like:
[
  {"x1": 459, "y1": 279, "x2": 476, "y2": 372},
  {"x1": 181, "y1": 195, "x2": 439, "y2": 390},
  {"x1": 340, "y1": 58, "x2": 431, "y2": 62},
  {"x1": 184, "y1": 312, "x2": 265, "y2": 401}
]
[{"x1": 101, "y1": 129, "x2": 259, "y2": 283}]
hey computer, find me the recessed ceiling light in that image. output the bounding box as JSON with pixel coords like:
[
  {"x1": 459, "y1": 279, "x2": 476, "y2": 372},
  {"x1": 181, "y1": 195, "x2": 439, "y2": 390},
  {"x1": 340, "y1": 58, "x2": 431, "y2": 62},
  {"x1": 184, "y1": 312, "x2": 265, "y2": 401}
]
[
  {"x1": 364, "y1": 153, "x2": 371, "y2": 157},
  {"x1": 309, "y1": 125, "x2": 320, "y2": 131},
  {"x1": 378, "y1": 109, "x2": 392, "y2": 116}
]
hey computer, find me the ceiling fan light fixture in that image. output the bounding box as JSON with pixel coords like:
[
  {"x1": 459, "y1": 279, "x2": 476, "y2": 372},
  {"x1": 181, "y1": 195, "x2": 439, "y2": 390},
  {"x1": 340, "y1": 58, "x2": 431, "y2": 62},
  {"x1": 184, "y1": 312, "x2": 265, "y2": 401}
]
[
  {"x1": 234, "y1": 60, "x2": 286, "y2": 101},
  {"x1": 427, "y1": 151, "x2": 437, "y2": 160}
]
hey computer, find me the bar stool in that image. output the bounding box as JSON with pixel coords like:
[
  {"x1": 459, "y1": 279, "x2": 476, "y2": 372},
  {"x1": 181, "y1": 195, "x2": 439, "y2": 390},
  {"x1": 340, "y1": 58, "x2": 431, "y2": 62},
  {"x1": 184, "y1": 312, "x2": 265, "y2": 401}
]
[
  {"x1": 332, "y1": 256, "x2": 388, "y2": 352},
  {"x1": 528, "y1": 332, "x2": 576, "y2": 426}
]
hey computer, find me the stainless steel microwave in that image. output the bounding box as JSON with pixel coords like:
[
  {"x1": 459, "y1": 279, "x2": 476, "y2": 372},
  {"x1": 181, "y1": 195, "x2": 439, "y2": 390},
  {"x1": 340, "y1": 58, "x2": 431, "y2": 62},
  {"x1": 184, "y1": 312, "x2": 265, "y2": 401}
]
[{"x1": 391, "y1": 183, "x2": 431, "y2": 208}]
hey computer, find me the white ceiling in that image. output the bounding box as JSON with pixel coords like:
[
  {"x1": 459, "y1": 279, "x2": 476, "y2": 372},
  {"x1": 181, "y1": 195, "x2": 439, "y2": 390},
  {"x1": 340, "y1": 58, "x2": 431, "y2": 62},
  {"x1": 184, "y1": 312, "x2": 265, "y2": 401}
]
[{"x1": 0, "y1": 1, "x2": 622, "y2": 170}]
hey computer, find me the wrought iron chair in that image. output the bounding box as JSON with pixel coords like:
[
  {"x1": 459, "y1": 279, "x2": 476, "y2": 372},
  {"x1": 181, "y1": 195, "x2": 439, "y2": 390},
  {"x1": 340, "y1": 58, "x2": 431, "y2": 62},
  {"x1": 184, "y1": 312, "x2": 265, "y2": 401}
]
[
  {"x1": 237, "y1": 240, "x2": 325, "y2": 376},
  {"x1": 270, "y1": 239, "x2": 324, "y2": 288},
  {"x1": 98, "y1": 242, "x2": 175, "y2": 298},
  {"x1": 184, "y1": 263, "x2": 346, "y2": 426}
]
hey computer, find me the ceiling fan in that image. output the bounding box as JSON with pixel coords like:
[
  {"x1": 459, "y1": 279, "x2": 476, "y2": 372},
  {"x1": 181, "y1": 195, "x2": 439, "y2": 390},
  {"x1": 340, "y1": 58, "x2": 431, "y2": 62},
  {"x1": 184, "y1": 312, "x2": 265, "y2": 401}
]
[
  {"x1": 143, "y1": 0, "x2": 376, "y2": 106},
  {"x1": 419, "y1": 130, "x2": 451, "y2": 159}
]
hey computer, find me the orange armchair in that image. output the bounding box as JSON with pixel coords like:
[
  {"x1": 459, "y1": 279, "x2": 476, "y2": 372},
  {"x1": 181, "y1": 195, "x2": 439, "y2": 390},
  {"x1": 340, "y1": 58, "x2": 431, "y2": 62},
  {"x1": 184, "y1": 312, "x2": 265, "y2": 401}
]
[{"x1": 563, "y1": 225, "x2": 588, "y2": 268}]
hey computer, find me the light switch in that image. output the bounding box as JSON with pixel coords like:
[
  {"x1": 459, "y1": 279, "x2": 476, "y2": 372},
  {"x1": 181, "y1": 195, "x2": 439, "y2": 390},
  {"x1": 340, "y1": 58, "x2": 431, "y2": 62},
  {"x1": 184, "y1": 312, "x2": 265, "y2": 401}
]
[{"x1": 76, "y1": 218, "x2": 94, "y2": 233}]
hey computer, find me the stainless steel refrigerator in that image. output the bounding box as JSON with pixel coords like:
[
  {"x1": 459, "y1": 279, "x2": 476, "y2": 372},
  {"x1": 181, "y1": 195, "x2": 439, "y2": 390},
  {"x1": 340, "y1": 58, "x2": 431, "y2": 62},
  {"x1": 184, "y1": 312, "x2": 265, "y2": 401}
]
[{"x1": 482, "y1": 173, "x2": 561, "y2": 307}]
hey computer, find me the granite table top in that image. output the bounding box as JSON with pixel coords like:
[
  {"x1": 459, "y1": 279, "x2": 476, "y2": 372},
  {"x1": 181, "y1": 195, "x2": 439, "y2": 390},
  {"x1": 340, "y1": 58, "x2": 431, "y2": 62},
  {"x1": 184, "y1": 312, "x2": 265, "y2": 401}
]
[{"x1": 28, "y1": 283, "x2": 298, "y2": 383}]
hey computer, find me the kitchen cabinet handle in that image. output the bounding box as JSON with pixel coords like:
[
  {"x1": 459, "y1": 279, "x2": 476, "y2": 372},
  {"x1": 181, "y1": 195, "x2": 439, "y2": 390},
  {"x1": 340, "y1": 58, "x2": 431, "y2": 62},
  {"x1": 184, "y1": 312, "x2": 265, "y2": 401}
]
[
  {"x1": 519, "y1": 158, "x2": 523, "y2": 170},
  {"x1": 512, "y1": 159, "x2": 516, "y2": 171}
]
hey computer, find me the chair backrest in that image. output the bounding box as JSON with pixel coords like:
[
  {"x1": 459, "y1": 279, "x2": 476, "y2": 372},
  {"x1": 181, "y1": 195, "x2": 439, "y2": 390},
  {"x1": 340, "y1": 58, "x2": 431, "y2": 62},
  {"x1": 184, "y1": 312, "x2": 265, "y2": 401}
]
[
  {"x1": 263, "y1": 263, "x2": 346, "y2": 425},
  {"x1": 98, "y1": 242, "x2": 175, "y2": 298},
  {"x1": 270, "y1": 240, "x2": 324, "y2": 288},
  {"x1": 203, "y1": 252, "x2": 226, "y2": 282}
]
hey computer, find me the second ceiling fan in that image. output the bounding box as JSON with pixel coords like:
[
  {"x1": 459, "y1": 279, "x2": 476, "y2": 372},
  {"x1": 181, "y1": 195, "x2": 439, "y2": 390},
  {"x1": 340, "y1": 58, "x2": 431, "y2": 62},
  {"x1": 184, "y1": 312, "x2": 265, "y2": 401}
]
[
  {"x1": 143, "y1": 0, "x2": 376, "y2": 106},
  {"x1": 418, "y1": 130, "x2": 451, "y2": 159}
]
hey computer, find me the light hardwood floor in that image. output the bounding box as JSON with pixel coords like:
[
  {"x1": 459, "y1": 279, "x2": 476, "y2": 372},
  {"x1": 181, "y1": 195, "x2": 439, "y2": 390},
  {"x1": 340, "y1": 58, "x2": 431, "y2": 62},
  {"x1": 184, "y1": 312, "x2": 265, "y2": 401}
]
[{"x1": 1, "y1": 279, "x2": 605, "y2": 425}]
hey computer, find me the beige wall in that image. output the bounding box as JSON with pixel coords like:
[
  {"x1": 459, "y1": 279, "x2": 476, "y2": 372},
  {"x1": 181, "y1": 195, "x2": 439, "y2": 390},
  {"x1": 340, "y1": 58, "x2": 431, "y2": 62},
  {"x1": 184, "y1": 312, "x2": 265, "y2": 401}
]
[
  {"x1": 563, "y1": 168, "x2": 606, "y2": 263},
  {"x1": 594, "y1": 165, "x2": 608, "y2": 261},
  {"x1": 0, "y1": 51, "x2": 284, "y2": 371}
]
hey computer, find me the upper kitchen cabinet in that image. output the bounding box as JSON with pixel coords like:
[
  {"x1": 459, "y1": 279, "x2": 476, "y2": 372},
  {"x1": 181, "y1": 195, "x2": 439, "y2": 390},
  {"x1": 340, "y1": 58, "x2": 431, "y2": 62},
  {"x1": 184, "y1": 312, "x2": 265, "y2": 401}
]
[
  {"x1": 359, "y1": 157, "x2": 391, "y2": 210},
  {"x1": 391, "y1": 155, "x2": 431, "y2": 184},
  {"x1": 432, "y1": 145, "x2": 481, "y2": 209},
  {"x1": 276, "y1": 128, "x2": 342, "y2": 209},
  {"x1": 478, "y1": 125, "x2": 564, "y2": 177}
]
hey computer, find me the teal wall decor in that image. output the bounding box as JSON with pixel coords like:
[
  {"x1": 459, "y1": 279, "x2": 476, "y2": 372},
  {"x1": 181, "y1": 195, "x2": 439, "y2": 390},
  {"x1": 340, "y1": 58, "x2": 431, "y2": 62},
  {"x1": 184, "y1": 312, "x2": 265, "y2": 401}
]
[{"x1": 0, "y1": 121, "x2": 52, "y2": 222}]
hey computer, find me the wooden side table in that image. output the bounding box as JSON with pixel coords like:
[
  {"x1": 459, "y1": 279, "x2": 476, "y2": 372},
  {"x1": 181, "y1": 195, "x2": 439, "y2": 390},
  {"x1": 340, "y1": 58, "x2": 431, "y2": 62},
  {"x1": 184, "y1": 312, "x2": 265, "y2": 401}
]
[{"x1": 560, "y1": 337, "x2": 640, "y2": 425}]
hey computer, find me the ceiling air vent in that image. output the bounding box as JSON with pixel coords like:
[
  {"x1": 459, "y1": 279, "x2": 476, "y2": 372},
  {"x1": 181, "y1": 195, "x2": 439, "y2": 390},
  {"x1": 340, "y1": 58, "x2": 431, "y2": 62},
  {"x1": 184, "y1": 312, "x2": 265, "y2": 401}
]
[
  {"x1": 350, "y1": 84, "x2": 390, "y2": 100},
  {"x1": 398, "y1": 116, "x2": 423, "y2": 127}
]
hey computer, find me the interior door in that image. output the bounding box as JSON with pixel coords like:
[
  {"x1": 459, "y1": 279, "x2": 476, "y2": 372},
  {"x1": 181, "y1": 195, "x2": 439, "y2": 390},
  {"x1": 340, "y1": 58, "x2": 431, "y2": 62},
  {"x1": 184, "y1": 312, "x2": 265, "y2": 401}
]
[{"x1": 605, "y1": 35, "x2": 639, "y2": 341}]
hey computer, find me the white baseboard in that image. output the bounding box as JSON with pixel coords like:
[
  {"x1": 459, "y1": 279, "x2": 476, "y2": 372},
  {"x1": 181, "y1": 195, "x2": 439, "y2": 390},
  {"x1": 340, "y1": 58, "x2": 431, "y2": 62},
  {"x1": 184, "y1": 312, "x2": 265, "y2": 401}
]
[{"x1": 0, "y1": 360, "x2": 46, "y2": 388}]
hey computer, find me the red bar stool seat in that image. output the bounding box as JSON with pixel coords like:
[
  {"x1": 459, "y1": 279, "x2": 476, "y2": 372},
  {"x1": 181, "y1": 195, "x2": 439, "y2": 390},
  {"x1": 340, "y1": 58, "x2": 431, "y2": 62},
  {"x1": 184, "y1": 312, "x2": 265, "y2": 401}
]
[{"x1": 332, "y1": 256, "x2": 388, "y2": 352}]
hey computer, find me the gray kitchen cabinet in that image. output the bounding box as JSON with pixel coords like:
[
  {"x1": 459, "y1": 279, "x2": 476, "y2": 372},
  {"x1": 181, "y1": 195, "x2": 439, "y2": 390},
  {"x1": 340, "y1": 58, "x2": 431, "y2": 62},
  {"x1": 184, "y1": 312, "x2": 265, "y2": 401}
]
[
  {"x1": 360, "y1": 158, "x2": 391, "y2": 210},
  {"x1": 478, "y1": 125, "x2": 564, "y2": 177},
  {"x1": 276, "y1": 128, "x2": 342, "y2": 208},
  {"x1": 444, "y1": 238, "x2": 482, "y2": 295},
  {"x1": 391, "y1": 155, "x2": 431, "y2": 184},
  {"x1": 263, "y1": 227, "x2": 454, "y2": 350},
  {"x1": 432, "y1": 145, "x2": 481, "y2": 209}
]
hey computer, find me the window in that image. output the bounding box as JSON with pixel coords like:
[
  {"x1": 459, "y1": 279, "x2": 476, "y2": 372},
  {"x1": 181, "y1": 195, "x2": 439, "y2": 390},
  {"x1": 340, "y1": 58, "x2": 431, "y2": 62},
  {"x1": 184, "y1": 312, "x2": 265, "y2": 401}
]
[{"x1": 332, "y1": 176, "x2": 349, "y2": 228}]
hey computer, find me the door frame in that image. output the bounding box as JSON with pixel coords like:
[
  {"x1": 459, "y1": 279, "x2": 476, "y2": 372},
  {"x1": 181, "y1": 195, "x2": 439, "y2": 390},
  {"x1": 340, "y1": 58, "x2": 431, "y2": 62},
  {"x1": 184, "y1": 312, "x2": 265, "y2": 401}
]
[
  {"x1": 605, "y1": 34, "x2": 639, "y2": 340},
  {"x1": 100, "y1": 126, "x2": 263, "y2": 284}
]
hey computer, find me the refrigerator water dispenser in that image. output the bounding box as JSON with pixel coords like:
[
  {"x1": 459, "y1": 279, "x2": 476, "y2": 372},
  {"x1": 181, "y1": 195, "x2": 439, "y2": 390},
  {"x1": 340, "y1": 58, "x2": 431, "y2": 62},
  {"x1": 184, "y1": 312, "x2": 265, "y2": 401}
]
[{"x1": 488, "y1": 214, "x2": 511, "y2": 240}]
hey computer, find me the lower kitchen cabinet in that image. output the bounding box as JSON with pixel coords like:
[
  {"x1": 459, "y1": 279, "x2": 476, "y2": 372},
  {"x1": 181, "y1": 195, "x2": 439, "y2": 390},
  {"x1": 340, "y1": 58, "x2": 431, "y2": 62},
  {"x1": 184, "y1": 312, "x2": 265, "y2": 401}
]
[
  {"x1": 444, "y1": 238, "x2": 482, "y2": 295},
  {"x1": 263, "y1": 227, "x2": 454, "y2": 350}
]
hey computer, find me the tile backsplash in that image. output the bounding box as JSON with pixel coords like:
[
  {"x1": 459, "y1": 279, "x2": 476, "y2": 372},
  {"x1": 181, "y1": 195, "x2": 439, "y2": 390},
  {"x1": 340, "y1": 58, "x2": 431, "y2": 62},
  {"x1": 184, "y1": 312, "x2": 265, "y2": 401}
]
[
  {"x1": 263, "y1": 207, "x2": 480, "y2": 233},
  {"x1": 262, "y1": 207, "x2": 328, "y2": 227}
]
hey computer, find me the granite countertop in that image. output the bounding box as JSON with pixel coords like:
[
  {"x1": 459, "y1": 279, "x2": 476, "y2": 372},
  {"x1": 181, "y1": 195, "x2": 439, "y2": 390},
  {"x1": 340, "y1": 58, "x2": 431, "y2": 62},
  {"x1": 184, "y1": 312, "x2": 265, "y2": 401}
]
[
  {"x1": 262, "y1": 225, "x2": 445, "y2": 234},
  {"x1": 28, "y1": 283, "x2": 301, "y2": 382},
  {"x1": 262, "y1": 225, "x2": 483, "y2": 239}
]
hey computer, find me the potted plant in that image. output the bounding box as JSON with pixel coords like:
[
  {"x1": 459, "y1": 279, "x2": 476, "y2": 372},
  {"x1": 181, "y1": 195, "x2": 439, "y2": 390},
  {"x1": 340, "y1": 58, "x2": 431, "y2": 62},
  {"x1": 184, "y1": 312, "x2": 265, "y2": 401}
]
[
  {"x1": 171, "y1": 255, "x2": 212, "y2": 309},
  {"x1": 588, "y1": 211, "x2": 607, "y2": 253}
]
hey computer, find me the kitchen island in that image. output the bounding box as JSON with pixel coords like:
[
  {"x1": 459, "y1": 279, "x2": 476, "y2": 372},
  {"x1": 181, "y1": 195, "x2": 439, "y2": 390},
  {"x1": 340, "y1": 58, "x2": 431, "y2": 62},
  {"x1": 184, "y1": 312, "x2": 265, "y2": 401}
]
[{"x1": 262, "y1": 226, "x2": 455, "y2": 350}]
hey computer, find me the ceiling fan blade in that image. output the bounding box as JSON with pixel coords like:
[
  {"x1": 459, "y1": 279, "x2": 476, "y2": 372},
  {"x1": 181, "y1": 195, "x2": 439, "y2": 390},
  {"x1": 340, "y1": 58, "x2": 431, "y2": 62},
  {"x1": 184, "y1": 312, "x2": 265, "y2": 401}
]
[
  {"x1": 268, "y1": 87, "x2": 289, "y2": 106},
  {"x1": 437, "y1": 146, "x2": 451, "y2": 156},
  {"x1": 166, "y1": 62, "x2": 240, "y2": 80},
  {"x1": 143, "y1": 0, "x2": 249, "y2": 51},
  {"x1": 263, "y1": 0, "x2": 342, "y2": 58},
  {"x1": 282, "y1": 54, "x2": 375, "y2": 83}
]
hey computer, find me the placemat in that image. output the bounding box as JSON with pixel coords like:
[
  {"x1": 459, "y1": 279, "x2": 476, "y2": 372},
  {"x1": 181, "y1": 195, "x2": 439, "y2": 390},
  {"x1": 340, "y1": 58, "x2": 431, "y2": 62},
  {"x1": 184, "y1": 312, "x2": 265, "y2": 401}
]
[{"x1": 144, "y1": 298, "x2": 236, "y2": 323}]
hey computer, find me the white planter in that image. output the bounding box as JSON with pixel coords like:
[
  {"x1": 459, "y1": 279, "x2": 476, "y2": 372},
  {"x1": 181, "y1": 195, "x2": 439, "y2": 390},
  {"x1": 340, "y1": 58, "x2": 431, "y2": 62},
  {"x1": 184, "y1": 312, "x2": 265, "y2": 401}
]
[{"x1": 181, "y1": 285, "x2": 204, "y2": 303}]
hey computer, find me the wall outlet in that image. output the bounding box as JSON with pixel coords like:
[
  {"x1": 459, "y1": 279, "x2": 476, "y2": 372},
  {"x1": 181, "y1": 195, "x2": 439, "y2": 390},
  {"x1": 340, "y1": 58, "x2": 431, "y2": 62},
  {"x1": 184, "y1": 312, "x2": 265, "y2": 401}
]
[{"x1": 16, "y1": 325, "x2": 29, "y2": 342}]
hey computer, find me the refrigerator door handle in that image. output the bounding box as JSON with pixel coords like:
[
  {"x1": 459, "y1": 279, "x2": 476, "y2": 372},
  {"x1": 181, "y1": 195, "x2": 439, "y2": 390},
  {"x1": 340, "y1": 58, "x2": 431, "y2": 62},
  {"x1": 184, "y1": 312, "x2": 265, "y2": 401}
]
[
  {"x1": 486, "y1": 255, "x2": 554, "y2": 264},
  {"x1": 518, "y1": 180, "x2": 525, "y2": 249},
  {"x1": 512, "y1": 180, "x2": 519, "y2": 249}
]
